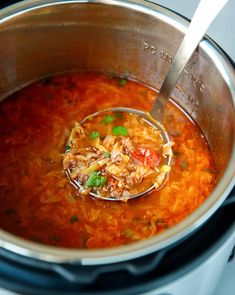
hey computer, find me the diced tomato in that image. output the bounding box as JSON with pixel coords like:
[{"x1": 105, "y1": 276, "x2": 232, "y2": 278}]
[{"x1": 131, "y1": 147, "x2": 161, "y2": 169}]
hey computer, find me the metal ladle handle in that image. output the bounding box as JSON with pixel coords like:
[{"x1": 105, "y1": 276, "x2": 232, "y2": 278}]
[{"x1": 150, "y1": 0, "x2": 229, "y2": 121}]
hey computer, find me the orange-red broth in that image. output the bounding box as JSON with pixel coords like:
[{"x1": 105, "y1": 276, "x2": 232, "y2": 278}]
[{"x1": 0, "y1": 73, "x2": 215, "y2": 248}]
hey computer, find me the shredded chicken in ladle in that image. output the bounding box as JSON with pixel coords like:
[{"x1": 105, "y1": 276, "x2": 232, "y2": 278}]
[{"x1": 63, "y1": 111, "x2": 172, "y2": 199}]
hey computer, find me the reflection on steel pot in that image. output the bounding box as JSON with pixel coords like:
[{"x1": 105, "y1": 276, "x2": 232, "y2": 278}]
[{"x1": 0, "y1": 0, "x2": 234, "y2": 265}]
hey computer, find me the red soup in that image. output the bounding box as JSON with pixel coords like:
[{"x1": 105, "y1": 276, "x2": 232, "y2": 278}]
[{"x1": 0, "y1": 73, "x2": 216, "y2": 248}]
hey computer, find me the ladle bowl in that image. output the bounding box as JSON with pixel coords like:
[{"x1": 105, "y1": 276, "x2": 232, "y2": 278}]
[{"x1": 65, "y1": 107, "x2": 173, "y2": 201}]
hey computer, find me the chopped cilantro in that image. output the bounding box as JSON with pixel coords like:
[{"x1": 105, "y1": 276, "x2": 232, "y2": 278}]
[
  {"x1": 112, "y1": 126, "x2": 128, "y2": 136},
  {"x1": 180, "y1": 160, "x2": 188, "y2": 170},
  {"x1": 173, "y1": 150, "x2": 181, "y2": 157},
  {"x1": 41, "y1": 77, "x2": 52, "y2": 85},
  {"x1": 85, "y1": 171, "x2": 107, "y2": 187},
  {"x1": 119, "y1": 78, "x2": 127, "y2": 87},
  {"x1": 114, "y1": 112, "x2": 123, "y2": 119},
  {"x1": 4, "y1": 208, "x2": 16, "y2": 216},
  {"x1": 205, "y1": 168, "x2": 214, "y2": 174},
  {"x1": 104, "y1": 151, "x2": 110, "y2": 158},
  {"x1": 65, "y1": 144, "x2": 71, "y2": 152},
  {"x1": 155, "y1": 218, "x2": 168, "y2": 229},
  {"x1": 102, "y1": 115, "x2": 115, "y2": 125},
  {"x1": 66, "y1": 99, "x2": 73, "y2": 105},
  {"x1": 108, "y1": 72, "x2": 115, "y2": 80},
  {"x1": 50, "y1": 235, "x2": 60, "y2": 241},
  {"x1": 70, "y1": 215, "x2": 78, "y2": 223},
  {"x1": 89, "y1": 131, "x2": 100, "y2": 140},
  {"x1": 30, "y1": 236, "x2": 42, "y2": 243},
  {"x1": 165, "y1": 113, "x2": 173, "y2": 123},
  {"x1": 122, "y1": 228, "x2": 133, "y2": 238}
]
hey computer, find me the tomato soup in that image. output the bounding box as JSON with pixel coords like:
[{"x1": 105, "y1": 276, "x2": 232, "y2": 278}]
[{"x1": 0, "y1": 73, "x2": 216, "y2": 248}]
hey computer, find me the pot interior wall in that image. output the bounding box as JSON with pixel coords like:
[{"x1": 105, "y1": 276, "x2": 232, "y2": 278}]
[{"x1": 0, "y1": 1, "x2": 234, "y2": 176}]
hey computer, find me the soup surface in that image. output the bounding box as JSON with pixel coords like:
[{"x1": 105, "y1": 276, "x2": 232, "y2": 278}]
[{"x1": 0, "y1": 73, "x2": 215, "y2": 248}]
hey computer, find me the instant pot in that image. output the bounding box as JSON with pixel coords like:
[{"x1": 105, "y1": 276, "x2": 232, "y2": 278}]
[{"x1": 0, "y1": 1, "x2": 234, "y2": 294}]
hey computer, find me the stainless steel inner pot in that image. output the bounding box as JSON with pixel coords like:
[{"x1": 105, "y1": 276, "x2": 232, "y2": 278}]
[{"x1": 0, "y1": 0, "x2": 234, "y2": 265}]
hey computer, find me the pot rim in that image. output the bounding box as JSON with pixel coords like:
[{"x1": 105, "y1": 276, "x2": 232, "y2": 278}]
[{"x1": 0, "y1": 0, "x2": 234, "y2": 265}]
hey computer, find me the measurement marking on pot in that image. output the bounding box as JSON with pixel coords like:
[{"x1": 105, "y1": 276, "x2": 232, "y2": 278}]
[
  {"x1": 176, "y1": 85, "x2": 200, "y2": 113},
  {"x1": 187, "y1": 94, "x2": 200, "y2": 109},
  {"x1": 185, "y1": 94, "x2": 200, "y2": 114},
  {"x1": 191, "y1": 74, "x2": 205, "y2": 93},
  {"x1": 144, "y1": 42, "x2": 172, "y2": 63},
  {"x1": 144, "y1": 42, "x2": 157, "y2": 54},
  {"x1": 183, "y1": 69, "x2": 205, "y2": 93},
  {"x1": 160, "y1": 50, "x2": 172, "y2": 63},
  {"x1": 143, "y1": 42, "x2": 205, "y2": 93}
]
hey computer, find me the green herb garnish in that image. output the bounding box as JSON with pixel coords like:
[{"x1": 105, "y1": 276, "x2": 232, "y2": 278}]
[
  {"x1": 205, "y1": 168, "x2": 214, "y2": 174},
  {"x1": 112, "y1": 126, "x2": 128, "y2": 136},
  {"x1": 70, "y1": 215, "x2": 78, "y2": 223},
  {"x1": 50, "y1": 235, "x2": 60, "y2": 241},
  {"x1": 30, "y1": 236, "x2": 42, "y2": 243},
  {"x1": 119, "y1": 78, "x2": 127, "y2": 87},
  {"x1": 104, "y1": 151, "x2": 110, "y2": 158},
  {"x1": 114, "y1": 112, "x2": 123, "y2": 120},
  {"x1": 66, "y1": 99, "x2": 73, "y2": 105},
  {"x1": 173, "y1": 150, "x2": 181, "y2": 157},
  {"x1": 155, "y1": 218, "x2": 168, "y2": 229},
  {"x1": 89, "y1": 131, "x2": 100, "y2": 140},
  {"x1": 180, "y1": 160, "x2": 188, "y2": 170},
  {"x1": 108, "y1": 72, "x2": 115, "y2": 80},
  {"x1": 102, "y1": 115, "x2": 115, "y2": 125},
  {"x1": 165, "y1": 113, "x2": 173, "y2": 123},
  {"x1": 122, "y1": 228, "x2": 133, "y2": 238},
  {"x1": 41, "y1": 77, "x2": 52, "y2": 85},
  {"x1": 85, "y1": 171, "x2": 107, "y2": 187},
  {"x1": 4, "y1": 208, "x2": 16, "y2": 216},
  {"x1": 65, "y1": 144, "x2": 71, "y2": 152}
]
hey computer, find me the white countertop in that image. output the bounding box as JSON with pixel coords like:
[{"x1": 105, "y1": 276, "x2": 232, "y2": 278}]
[{"x1": 153, "y1": 0, "x2": 235, "y2": 61}]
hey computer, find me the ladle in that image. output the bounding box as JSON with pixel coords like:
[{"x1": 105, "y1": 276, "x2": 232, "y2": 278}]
[{"x1": 66, "y1": 0, "x2": 229, "y2": 201}]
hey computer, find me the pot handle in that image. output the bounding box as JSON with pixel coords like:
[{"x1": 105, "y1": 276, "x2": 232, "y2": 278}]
[{"x1": 51, "y1": 248, "x2": 167, "y2": 284}]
